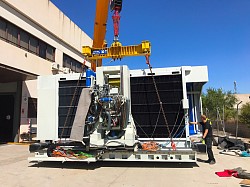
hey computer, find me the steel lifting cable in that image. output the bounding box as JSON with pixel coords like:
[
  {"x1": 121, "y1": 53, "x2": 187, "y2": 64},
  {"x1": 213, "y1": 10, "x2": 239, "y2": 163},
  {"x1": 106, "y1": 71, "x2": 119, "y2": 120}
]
[
  {"x1": 172, "y1": 115, "x2": 185, "y2": 138},
  {"x1": 175, "y1": 116, "x2": 190, "y2": 147},
  {"x1": 170, "y1": 100, "x2": 182, "y2": 135},
  {"x1": 59, "y1": 64, "x2": 86, "y2": 141},
  {"x1": 161, "y1": 115, "x2": 185, "y2": 147},
  {"x1": 150, "y1": 100, "x2": 182, "y2": 138},
  {"x1": 175, "y1": 125, "x2": 186, "y2": 147},
  {"x1": 145, "y1": 54, "x2": 172, "y2": 140},
  {"x1": 134, "y1": 119, "x2": 150, "y2": 138},
  {"x1": 150, "y1": 107, "x2": 161, "y2": 138}
]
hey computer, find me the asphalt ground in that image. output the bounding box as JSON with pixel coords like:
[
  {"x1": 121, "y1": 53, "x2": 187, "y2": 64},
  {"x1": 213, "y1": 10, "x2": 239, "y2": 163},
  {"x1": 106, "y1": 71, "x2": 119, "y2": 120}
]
[{"x1": 0, "y1": 144, "x2": 249, "y2": 187}]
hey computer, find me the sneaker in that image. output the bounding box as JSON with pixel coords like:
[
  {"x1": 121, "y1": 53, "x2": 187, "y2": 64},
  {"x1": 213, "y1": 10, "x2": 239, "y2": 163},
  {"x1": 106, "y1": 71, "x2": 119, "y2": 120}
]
[
  {"x1": 204, "y1": 160, "x2": 211, "y2": 163},
  {"x1": 209, "y1": 160, "x2": 216, "y2": 165}
]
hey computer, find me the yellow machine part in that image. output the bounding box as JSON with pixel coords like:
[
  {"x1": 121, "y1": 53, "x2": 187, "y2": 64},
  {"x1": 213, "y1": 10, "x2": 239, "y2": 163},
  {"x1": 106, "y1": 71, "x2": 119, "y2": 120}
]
[
  {"x1": 82, "y1": 41, "x2": 151, "y2": 61},
  {"x1": 108, "y1": 78, "x2": 120, "y2": 87}
]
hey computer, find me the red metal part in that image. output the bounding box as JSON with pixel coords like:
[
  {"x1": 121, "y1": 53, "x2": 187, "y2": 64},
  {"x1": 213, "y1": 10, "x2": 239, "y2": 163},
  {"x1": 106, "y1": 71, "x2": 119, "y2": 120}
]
[
  {"x1": 171, "y1": 141, "x2": 177, "y2": 151},
  {"x1": 145, "y1": 54, "x2": 150, "y2": 65},
  {"x1": 112, "y1": 9, "x2": 120, "y2": 40}
]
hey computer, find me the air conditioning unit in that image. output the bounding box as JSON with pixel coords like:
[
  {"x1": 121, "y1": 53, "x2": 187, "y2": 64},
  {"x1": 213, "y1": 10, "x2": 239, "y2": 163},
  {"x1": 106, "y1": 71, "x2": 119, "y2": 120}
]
[
  {"x1": 63, "y1": 67, "x2": 71, "y2": 74},
  {"x1": 51, "y1": 63, "x2": 60, "y2": 70}
]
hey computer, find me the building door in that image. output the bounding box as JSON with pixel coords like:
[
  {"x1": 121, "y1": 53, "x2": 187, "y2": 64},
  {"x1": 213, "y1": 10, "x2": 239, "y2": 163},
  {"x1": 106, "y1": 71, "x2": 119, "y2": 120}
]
[{"x1": 0, "y1": 95, "x2": 14, "y2": 142}]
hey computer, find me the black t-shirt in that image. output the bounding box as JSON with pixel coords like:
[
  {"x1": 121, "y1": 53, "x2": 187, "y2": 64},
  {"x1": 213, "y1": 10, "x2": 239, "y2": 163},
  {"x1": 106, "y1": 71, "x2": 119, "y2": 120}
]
[{"x1": 200, "y1": 120, "x2": 213, "y2": 138}]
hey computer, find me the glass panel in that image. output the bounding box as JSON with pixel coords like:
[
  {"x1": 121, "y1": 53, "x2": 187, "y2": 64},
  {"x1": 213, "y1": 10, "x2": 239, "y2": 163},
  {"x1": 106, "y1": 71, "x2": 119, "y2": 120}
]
[
  {"x1": 71, "y1": 60, "x2": 76, "y2": 72},
  {"x1": 63, "y1": 54, "x2": 71, "y2": 68},
  {"x1": 76, "y1": 62, "x2": 82, "y2": 73},
  {"x1": 7, "y1": 23, "x2": 18, "y2": 45},
  {"x1": 20, "y1": 30, "x2": 29, "y2": 50},
  {"x1": 39, "y1": 40, "x2": 46, "y2": 59},
  {"x1": 0, "y1": 18, "x2": 7, "y2": 39},
  {"x1": 46, "y1": 45, "x2": 55, "y2": 61},
  {"x1": 63, "y1": 54, "x2": 83, "y2": 72},
  {"x1": 29, "y1": 36, "x2": 38, "y2": 54}
]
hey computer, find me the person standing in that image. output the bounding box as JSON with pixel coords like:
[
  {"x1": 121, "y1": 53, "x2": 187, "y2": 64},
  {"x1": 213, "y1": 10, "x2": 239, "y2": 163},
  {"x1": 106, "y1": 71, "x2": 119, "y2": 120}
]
[{"x1": 190, "y1": 114, "x2": 216, "y2": 164}]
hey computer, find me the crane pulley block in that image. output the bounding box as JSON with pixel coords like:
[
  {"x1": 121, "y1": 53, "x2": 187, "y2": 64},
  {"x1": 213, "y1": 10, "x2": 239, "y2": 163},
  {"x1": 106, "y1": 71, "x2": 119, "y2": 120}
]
[
  {"x1": 82, "y1": 41, "x2": 151, "y2": 61},
  {"x1": 110, "y1": 0, "x2": 122, "y2": 12}
]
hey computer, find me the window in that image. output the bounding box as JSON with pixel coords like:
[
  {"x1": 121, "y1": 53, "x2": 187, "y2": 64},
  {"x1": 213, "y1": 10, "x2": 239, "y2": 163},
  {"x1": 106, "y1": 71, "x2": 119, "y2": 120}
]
[
  {"x1": 63, "y1": 53, "x2": 85, "y2": 73},
  {"x1": 76, "y1": 62, "x2": 82, "y2": 73},
  {"x1": 63, "y1": 54, "x2": 71, "y2": 68},
  {"x1": 20, "y1": 30, "x2": 29, "y2": 50},
  {"x1": 7, "y1": 23, "x2": 18, "y2": 45},
  {"x1": 0, "y1": 18, "x2": 7, "y2": 39},
  {"x1": 71, "y1": 61, "x2": 76, "y2": 72},
  {"x1": 0, "y1": 17, "x2": 56, "y2": 62},
  {"x1": 28, "y1": 97, "x2": 37, "y2": 118},
  {"x1": 46, "y1": 44, "x2": 55, "y2": 61},
  {"x1": 39, "y1": 40, "x2": 46, "y2": 59},
  {"x1": 29, "y1": 35, "x2": 38, "y2": 54}
]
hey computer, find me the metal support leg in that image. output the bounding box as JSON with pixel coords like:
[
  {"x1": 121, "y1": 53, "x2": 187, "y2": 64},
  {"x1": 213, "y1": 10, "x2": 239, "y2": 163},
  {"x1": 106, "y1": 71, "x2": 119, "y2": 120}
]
[{"x1": 184, "y1": 109, "x2": 190, "y2": 148}]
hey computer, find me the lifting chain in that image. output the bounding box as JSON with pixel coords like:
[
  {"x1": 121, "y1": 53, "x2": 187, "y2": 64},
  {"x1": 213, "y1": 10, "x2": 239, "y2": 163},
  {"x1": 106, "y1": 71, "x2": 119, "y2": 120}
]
[{"x1": 145, "y1": 55, "x2": 172, "y2": 141}]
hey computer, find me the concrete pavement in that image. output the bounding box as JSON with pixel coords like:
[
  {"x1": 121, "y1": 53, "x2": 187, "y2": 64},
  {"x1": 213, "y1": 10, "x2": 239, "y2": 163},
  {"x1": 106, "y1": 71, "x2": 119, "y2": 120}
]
[{"x1": 0, "y1": 144, "x2": 249, "y2": 187}]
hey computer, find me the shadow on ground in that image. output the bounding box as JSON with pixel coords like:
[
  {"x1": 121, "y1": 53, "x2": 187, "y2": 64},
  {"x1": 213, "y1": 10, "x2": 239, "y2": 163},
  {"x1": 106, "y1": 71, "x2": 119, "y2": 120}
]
[
  {"x1": 196, "y1": 158, "x2": 208, "y2": 163},
  {"x1": 0, "y1": 142, "x2": 7, "y2": 146},
  {"x1": 29, "y1": 161, "x2": 199, "y2": 170}
]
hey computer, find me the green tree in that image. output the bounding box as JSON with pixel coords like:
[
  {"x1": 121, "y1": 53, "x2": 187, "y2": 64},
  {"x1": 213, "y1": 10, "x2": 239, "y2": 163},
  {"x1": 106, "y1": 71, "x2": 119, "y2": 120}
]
[
  {"x1": 201, "y1": 88, "x2": 237, "y2": 121},
  {"x1": 239, "y1": 102, "x2": 250, "y2": 125}
]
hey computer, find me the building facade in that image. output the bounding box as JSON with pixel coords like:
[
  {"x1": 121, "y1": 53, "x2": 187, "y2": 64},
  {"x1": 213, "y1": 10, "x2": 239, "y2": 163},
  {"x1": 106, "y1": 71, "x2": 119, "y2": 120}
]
[{"x1": 0, "y1": 0, "x2": 92, "y2": 142}]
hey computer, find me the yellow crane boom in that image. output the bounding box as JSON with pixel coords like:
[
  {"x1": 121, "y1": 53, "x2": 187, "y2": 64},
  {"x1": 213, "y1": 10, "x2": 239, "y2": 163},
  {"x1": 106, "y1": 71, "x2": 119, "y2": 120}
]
[
  {"x1": 87, "y1": 0, "x2": 151, "y2": 71},
  {"x1": 93, "y1": 0, "x2": 109, "y2": 49},
  {"x1": 91, "y1": 0, "x2": 109, "y2": 71}
]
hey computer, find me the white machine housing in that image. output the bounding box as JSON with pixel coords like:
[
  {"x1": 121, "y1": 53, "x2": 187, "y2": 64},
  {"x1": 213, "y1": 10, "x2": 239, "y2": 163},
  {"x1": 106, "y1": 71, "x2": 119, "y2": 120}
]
[{"x1": 30, "y1": 65, "x2": 208, "y2": 163}]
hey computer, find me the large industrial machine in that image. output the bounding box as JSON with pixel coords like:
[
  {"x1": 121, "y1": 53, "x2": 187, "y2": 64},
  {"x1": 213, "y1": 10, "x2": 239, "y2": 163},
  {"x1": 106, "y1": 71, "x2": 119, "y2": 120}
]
[
  {"x1": 28, "y1": 0, "x2": 208, "y2": 163},
  {"x1": 28, "y1": 65, "x2": 208, "y2": 163}
]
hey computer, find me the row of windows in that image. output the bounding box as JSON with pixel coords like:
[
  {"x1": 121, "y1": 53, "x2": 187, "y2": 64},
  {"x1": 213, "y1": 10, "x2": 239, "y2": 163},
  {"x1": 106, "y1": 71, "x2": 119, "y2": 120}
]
[
  {"x1": 63, "y1": 53, "x2": 87, "y2": 73},
  {"x1": 0, "y1": 17, "x2": 55, "y2": 62}
]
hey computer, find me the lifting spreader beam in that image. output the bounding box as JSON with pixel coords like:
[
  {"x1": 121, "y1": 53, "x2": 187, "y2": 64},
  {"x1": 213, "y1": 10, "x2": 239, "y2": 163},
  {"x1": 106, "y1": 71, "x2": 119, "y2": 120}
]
[{"x1": 82, "y1": 41, "x2": 151, "y2": 61}]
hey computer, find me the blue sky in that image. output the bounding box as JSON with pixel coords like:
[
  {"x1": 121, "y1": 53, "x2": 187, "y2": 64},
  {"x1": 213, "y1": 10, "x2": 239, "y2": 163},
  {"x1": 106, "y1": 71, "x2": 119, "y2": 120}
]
[{"x1": 51, "y1": 0, "x2": 250, "y2": 94}]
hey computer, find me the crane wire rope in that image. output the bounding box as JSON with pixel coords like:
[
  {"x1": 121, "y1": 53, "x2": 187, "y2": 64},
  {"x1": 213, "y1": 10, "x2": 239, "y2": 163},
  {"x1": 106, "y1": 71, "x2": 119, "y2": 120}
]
[
  {"x1": 148, "y1": 100, "x2": 183, "y2": 139},
  {"x1": 172, "y1": 115, "x2": 185, "y2": 138},
  {"x1": 150, "y1": 107, "x2": 161, "y2": 138},
  {"x1": 161, "y1": 115, "x2": 185, "y2": 147},
  {"x1": 133, "y1": 119, "x2": 150, "y2": 138},
  {"x1": 170, "y1": 100, "x2": 182, "y2": 135},
  {"x1": 175, "y1": 124, "x2": 186, "y2": 147}
]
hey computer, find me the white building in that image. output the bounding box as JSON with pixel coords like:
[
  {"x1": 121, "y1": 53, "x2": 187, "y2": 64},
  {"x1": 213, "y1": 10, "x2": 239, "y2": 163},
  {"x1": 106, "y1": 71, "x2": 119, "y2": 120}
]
[
  {"x1": 234, "y1": 94, "x2": 250, "y2": 111},
  {"x1": 0, "y1": 0, "x2": 92, "y2": 142}
]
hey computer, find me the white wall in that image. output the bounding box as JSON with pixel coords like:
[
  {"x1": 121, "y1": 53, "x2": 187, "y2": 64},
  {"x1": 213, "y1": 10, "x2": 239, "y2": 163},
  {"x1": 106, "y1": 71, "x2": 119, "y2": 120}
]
[
  {"x1": 2, "y1": 0, "x2": 92, "y2": 53},
  {"x1": 0, "y1": 0, "x2": 93, "y2": 141},
  {"x1": 0, "y1": 0, "x2": 92, "y2": 71}
]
